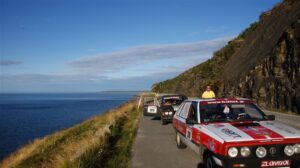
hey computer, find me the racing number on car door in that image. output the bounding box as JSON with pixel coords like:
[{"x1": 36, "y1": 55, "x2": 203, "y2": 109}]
[{"x1": 186, "y1": 102, "x2": 198, "y2": 140}]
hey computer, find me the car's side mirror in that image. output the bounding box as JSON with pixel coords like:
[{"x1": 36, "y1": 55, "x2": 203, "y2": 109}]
[
  {"x1": 266, "y1": 115, "x2": 275, "y2": 121},
  {"x1": 186, "y1": 118, "x2": 197, "y2": 125}
]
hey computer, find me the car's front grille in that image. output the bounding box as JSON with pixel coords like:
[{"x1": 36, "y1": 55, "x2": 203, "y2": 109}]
[{"x1": 233, "y1": 144, "x2": 297, "y2": 158}]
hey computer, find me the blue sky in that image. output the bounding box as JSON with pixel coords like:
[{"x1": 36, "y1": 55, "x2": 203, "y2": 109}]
[{"x1": 0, "y1": 0, "x2": 281, "y2": 92}]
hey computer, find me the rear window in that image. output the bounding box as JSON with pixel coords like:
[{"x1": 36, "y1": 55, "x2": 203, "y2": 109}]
[{"x1": 162, "y1": 96, "x2": 186, "y2": 106}]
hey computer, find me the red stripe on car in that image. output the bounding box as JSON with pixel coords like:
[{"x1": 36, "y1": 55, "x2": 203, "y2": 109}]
[{"x1": 234, "y1": 124, "x2": 284, "y2": 140}]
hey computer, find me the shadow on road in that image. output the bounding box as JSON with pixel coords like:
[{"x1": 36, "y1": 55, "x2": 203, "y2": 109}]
[
  {"x1": 197, "y1": 163, "x2": 205, "y2": 168},
  {"x1": 150, "y1": 116, "x2": 161, "y2": 120}
]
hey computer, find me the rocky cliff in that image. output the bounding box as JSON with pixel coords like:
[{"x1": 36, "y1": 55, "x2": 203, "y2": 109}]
[{"x1": 152, "y1": 0, "x2": 300, "y2": 114}]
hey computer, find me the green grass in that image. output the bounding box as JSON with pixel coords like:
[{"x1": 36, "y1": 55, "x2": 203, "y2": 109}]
[
  {"x1": 67, "y1": 107, "x2": 141, "y2": 168},
  {"x1": 0, "y1": 101, "x2": 142, "y2": 168}
]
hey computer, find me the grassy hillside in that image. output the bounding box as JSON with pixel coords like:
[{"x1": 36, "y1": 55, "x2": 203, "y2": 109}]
[
  {"x1": 152, "y1": 0, "x2": 300, "y2": 113},
  {"x1": 152, "y1": 22, "x2": 258, "y2": 97},
  {"x1": 0, "y1": 100, "x2": 141, "y2": 168}
]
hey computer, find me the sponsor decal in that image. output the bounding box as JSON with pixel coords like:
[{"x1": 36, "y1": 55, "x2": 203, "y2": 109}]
[
  {"x1": 261, "y1": 160, "x2": 290, "y2": 167},
  {"x1": 221, "y1": 128, "x2": 242, "y2": 138},
  {"x1": 201, "y1": 100, "x2": 251, "y2": 105},
  {"x1": 237, "y1": 125, "x2": 284, "y2": 140}
]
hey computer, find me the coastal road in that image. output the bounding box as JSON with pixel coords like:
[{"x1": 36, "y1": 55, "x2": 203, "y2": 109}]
[
  {"x1": 131, "y1": 116, "x2": 202, "y2": 168},
  {"x1": 131, "y1": 110, "x2": 300, "y2": 168}
]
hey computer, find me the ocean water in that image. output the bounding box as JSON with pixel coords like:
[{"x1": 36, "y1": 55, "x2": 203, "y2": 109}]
[{"x1": 0, "y1": 92, "x2": 137, "y2": 160}]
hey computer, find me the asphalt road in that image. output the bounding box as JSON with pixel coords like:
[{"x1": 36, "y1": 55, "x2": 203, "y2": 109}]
[
  {"x1": 131, "y1": 116, "x2": 201, "y2": 168},
  {"x1": 264, "y1": 110, "x2": 300, "y2": 130},
  {"x1": 131, "y1": 111, "x2": 300, "y2": 168}
]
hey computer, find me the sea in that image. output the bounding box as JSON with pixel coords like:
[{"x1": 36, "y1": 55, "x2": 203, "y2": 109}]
[{"x1": 0, "y1": 92, "x2": 137, "y2": 161}]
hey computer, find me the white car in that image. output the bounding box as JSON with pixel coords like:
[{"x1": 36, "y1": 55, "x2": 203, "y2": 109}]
[{"x1": 173, "y1": 98, "x2": 300, "y2": 168}]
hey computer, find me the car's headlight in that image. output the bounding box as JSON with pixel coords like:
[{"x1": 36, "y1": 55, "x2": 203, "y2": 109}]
[
  {"x1": 284, "y1": 145, "x2": 295, "y2": 156},
  {"x1": 168, "y1": 112, "x2": 172, "y2": 115},
  {"x1": 228, "y1": 147, "x2": 238, "y2": 158},
  {"x1": 240, "y1": 147, "x2": 251, "y2": 157},
  {"x1": 294, "y1": 144, "x2": 300, "y2": 154},
  {"x1": 256, "y1": 147, "x2": 267, "y2": 158}
]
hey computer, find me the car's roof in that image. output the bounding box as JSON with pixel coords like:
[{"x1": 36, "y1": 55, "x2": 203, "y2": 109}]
[{"x1": 185, "y1": 97, "x2": 251, "y2": 103}]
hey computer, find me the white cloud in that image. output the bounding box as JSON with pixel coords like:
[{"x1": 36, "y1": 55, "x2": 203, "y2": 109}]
[
  {"x1": 0, "y1": 36, "x2": 233, "y2": 92},
  {"x1": 68, "y1": 36, "x2": 232, "y2": 78}
]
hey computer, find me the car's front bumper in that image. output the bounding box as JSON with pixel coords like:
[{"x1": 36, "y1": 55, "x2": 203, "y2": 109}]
[
  {"x1": 143, "y1": 112, "x2": 160, "y2": 117},
  {"x1": 161, "y1": 115, "x2": 173, "y2": 121},
  {"x1": 215, "y1": 154, "x2": 300, "y2": 168}
]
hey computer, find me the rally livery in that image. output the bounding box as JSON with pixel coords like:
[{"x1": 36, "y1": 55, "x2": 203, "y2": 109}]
[
  {"x1": 143, "y1": 94, "x2": 187, "y2": 125},
  {"x1": 173, "y1": 98, "x2": 300, "y2": 168}
]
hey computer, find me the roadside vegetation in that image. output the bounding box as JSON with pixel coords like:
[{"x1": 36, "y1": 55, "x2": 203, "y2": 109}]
[{"x1": 0, "y1": 99, "x2": 141, "y2": 168}]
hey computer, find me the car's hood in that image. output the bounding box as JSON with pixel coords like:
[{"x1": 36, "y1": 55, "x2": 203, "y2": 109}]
[{"x1": 200, "y1": 121, "x2": 300, "y2": 143}]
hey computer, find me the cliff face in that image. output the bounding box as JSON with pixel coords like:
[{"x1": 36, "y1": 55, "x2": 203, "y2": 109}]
[
  {"x1": 152, "y1": 0, "x2": 300, "y2": 114},
  {"x1": 223, "y1": 20, "x2": 300, "y2": 112},
  {"x1": 151, "y1": 36, "x2": 247, "y2": 97}
]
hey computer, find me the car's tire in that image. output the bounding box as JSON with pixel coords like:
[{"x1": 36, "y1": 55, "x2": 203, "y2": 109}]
[
  {"x1": 204, "y1": 153, "x2": 218, "y2": 168},
  {"x1": 161, "y1": 118, "x2": 167, "y2": 125},
  {"x1": 176, "y1": 131, "x2": 186, "y2": 149}
]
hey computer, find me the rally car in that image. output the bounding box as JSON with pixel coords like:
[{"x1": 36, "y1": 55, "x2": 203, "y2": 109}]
[
  {"x1": 143, "y1": 96, "x2": 159, "y2": 117},
  {"x1": 158, "y1": 94, "x2": 187, "y2": 125},
  {"x1": 173, "y1": 98, "x2": 300, "y2": 168},
  {"x1": 143, "y1": 94, "x2": 187, "y2": 124}
]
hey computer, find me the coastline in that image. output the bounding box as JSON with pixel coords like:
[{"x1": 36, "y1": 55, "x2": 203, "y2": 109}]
[{"x1": 0, "y1": 97, "x2": 142, "y2": 168}]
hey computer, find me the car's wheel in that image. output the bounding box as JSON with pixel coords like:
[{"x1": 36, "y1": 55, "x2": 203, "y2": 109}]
[
  {"x1": 176, "y1": 131, "x2": 186, "y2": 149},
  {"x1": 143, "y1": 107, "x2": 147, "y2": 116},
  {"x1": 161, "y1": 119, "x2": 167, "y2": 125},
  {"x1": 161, "y1": 118, "x2": 167, "y2": 125},
  {"x1": 204, "y1": 153, "x2": 218, "y2": 168}
]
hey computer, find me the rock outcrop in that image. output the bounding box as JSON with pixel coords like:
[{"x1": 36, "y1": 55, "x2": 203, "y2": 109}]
[
  {"x1": 152, "y1": 0, "x2": 300, "y2": 114},
  {"x1": 222, "y1": 19, "x2": 300, "y2": 112}
]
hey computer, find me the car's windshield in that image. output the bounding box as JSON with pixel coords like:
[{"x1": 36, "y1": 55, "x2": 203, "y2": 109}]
[
  {"x1": 200, "y1": 103, "x2": 266, "y2": 122},
  {"x1": 162, "y1": 96, "x2": 184, "y2": 106}
]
